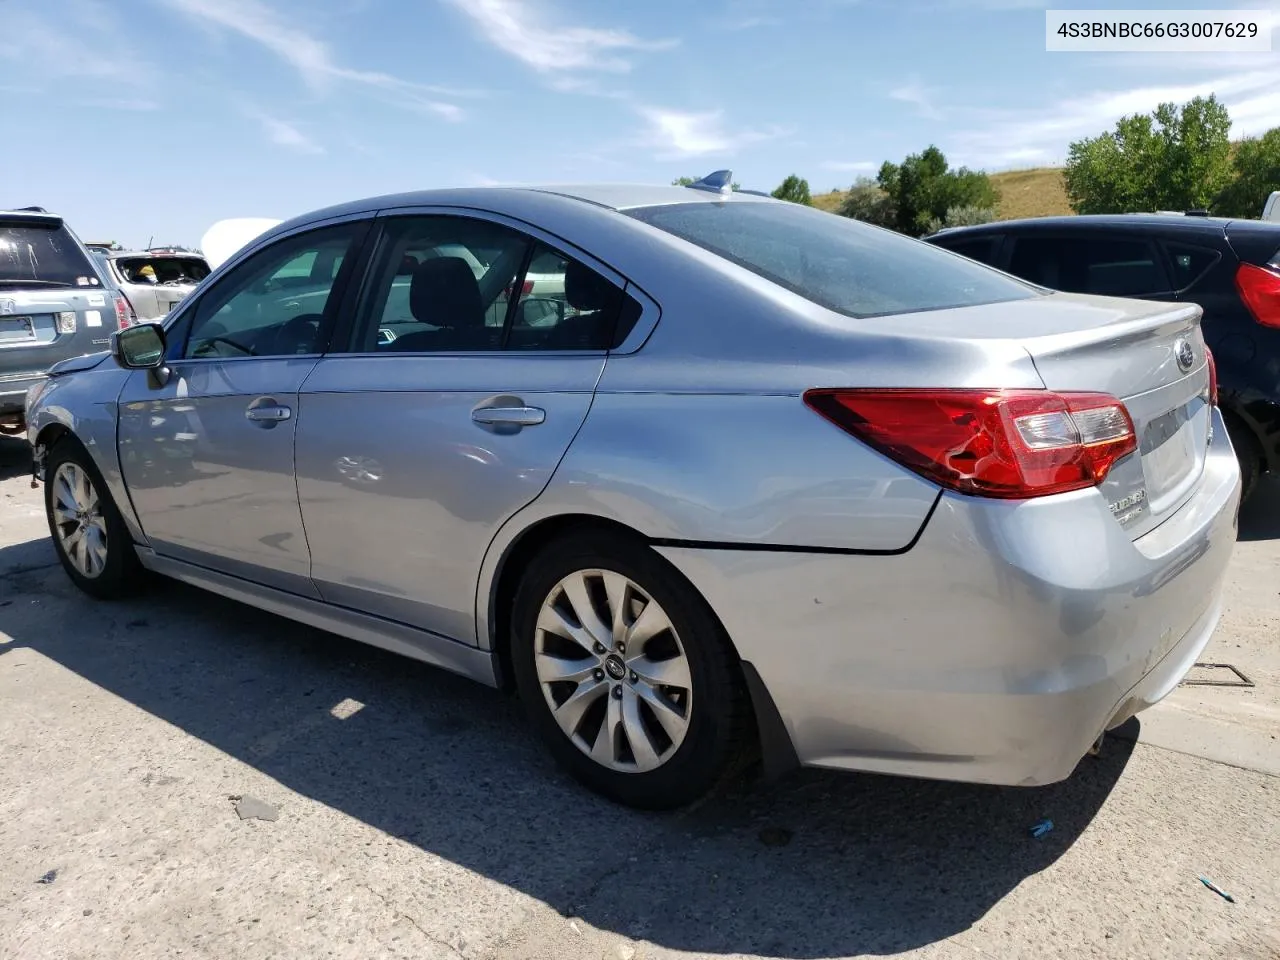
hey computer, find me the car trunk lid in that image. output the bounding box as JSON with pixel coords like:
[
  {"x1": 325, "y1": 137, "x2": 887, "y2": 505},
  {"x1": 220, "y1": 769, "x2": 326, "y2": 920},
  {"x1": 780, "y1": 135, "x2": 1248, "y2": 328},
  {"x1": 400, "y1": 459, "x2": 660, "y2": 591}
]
[
  {"x1": 876, "y1": 291, "x2": 1212, "y2": 539},
  {"x1": 1012, "y1": 294, "x2": 1210, "y2": 538}
]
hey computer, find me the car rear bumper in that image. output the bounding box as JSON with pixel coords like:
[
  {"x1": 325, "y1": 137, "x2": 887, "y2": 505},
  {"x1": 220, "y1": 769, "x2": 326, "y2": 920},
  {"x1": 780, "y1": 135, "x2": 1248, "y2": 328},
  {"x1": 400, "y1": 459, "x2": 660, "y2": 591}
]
[
  {"x1": 656, "y1": 405, "x2": 1241, "y2": 787},
  {"x1": 0, "y1": 372, "x2": 45, "y2": 420}
]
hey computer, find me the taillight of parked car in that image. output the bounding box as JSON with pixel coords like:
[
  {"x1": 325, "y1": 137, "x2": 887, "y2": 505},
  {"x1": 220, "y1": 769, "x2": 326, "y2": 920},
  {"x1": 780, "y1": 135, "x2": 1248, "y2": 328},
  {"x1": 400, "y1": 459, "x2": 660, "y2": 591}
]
[
  {"x1": 1205, "y1": 346, "x2": 1218, "y2": 405},
  {"x1": 804, "y1": 388, "x2": 1137, "y2": 499},
  {"x1": 113, "y1": 293, "x2": 135, "y2": 329},
  {"x1": 1235, "y1": 262, "x2": 1280, "y2": 328}
]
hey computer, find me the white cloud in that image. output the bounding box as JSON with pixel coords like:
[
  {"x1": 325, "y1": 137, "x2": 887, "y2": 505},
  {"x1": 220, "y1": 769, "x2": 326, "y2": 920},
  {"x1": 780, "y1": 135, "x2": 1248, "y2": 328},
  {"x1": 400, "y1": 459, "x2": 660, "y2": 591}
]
[
  {"x1": 822, "y1": 160, "x2": 877, "y2": 173},
  {"x1": 953, "y1": 63, "x2": 1280, "y2": 168},
  {"x1": 720, "y1": 15, "x2": 784, "y2": 30},
  {"x1": 889, "y1": 79, "x2": 942, "y2": 120},
  {"x1": 442, "y1": 0, "x2": 676, "y2": 73},
  {"x1": 937, "y1": 0, "x2": 1050, "y2": 7},
  {"x1": 75, "y1": 98, "x2": 162, "y2": 112},
  {"x1": 161, "y1": 0, "x2": 468, "y2": 119},
  {"x1": 1, "y1": 1, "x2": 154, "y2": 85},
  {"x1": 246, "y1": 109, "x2": 324, "y2": 154},
  {"x1": 636, "y1": 107, "x2": 785, "y2": 160}
]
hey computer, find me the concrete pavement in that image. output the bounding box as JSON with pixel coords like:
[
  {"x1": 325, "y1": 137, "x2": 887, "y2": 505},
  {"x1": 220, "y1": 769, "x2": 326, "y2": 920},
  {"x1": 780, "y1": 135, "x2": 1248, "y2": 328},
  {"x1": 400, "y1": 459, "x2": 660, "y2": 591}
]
[{"x1": 1, "y1": 436, "x2": 1277, "y2": 959}]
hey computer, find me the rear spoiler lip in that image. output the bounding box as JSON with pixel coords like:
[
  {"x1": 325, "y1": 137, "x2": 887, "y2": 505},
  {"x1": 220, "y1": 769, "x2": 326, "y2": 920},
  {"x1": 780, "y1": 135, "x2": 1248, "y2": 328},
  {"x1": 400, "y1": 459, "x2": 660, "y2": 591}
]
[
  {"x1": 1017, "y1": 296, "x2": 1204, "y2": 359},
  {"x1": 0, "y1": 213, "x2": 66, "y2": 230},
  {"x1": 1223, "y1": 220, "x2": 1280, "y2": 270}
]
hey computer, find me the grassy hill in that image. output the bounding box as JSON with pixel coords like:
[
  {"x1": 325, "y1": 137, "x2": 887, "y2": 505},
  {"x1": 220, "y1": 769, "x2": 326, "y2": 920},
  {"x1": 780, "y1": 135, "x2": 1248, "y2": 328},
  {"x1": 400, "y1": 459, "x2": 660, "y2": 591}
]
[{"x1": 811, "y1": 166, "x2": 1072, "y2": 221}]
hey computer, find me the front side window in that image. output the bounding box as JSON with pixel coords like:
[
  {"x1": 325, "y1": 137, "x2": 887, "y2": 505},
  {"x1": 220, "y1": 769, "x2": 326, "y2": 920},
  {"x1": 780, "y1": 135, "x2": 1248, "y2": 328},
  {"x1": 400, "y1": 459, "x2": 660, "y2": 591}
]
[
  {"x1": 353, "y1": 215, "x2": 634, "y2": 353},
  {"x1": 625, "y1": 201, "x2": 1037, "y2": 318},
  {"x1": 183, "y1": 224, "x2": 359, "y2": 360}
]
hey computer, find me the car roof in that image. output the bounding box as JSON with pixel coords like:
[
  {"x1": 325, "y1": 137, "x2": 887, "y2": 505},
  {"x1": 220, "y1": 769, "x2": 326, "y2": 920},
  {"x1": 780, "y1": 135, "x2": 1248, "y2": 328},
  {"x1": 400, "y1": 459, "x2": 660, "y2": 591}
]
[
  {"x1": 276, "y1": 182, "x2": 773, "y2": 227},
  {"x1": 929, "y1": 213, "x2": 1254, "y2": 239}
]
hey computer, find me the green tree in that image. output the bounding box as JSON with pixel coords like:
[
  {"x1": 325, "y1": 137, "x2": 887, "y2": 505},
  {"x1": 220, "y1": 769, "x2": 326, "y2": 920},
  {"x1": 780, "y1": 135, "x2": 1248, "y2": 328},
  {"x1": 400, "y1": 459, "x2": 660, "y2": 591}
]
[
  {"x1": 1064, "y1": 95, "x2": 1233, "y2": 214},
  {"x1": 923, "y1": 204, "x2": 998, "y2": 236},
  {"x1": 875, "y1": 146, "x2": 998, "y2": 236},
  {"x1": 1214, "y1": 128, "x2": 1280, "y2": 217},
  {"x1": 770, "y1": 174, "x2": 812, "y2": 205},
  {"x1": 838, "y1": 177, "x2": 896, "y2": 227}
]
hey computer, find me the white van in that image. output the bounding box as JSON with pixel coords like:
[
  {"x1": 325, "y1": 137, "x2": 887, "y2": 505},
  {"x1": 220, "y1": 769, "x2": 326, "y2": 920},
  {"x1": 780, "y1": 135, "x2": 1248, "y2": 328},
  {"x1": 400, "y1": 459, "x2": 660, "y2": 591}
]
[{"x1": 1264, "y1": 191, "x2": 1280, "y2": 222}]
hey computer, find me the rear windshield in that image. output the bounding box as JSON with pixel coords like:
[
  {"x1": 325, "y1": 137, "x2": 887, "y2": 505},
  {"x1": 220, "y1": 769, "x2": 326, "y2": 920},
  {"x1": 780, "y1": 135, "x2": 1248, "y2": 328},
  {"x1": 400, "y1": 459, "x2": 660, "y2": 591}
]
[
  {"x1": 0, "y1": 219, "x2": 98, "y2": 288},
  {"x1": 115, "y1": 256, "x2": 211, "y2": 285},
  {"x1": 625, "y1": 201, "x2": 1038, "y2": 318}
]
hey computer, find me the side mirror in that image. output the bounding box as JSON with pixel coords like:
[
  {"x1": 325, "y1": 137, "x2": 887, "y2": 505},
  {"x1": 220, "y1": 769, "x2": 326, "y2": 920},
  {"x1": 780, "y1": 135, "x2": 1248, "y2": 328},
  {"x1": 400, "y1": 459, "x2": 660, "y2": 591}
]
[{"x1": 111, "y1": 322, "x2": 166, "y2": 369}]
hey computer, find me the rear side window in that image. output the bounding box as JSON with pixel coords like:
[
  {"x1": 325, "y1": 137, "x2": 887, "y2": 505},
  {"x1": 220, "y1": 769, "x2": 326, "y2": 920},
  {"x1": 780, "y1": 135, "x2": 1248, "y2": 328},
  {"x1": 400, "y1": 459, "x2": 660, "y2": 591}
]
[
  {"x1": 625, "y1": 202, "x2": 1037, "y2": 318},
  {"x1": 932, "y1": 235, "x2": 1001, "y2": 266},
  {"x1": 1007, "y1": 236, "x2": 1169, "y2": 297},
  {"x1": 0, "y1": 218, "x2": 98, "y2": 288},
  {"x1": 1164, "y1": 243, "x2": 1221, "y2": 291}
]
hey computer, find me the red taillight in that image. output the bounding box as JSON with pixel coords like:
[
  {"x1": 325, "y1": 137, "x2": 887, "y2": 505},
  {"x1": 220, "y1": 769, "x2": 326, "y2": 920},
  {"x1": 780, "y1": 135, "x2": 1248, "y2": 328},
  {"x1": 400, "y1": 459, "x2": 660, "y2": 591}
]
[
  {"x1": 113, "y1": 293, "x2": 135, "y2": 329},
  {"x1": 1236, "y1": 262, "x2": 1280, "y2": 328},
  {"x1": 503, "y1": 279, "x2": 536, "y2": 299},
  {"x1": 1205, "y1": 346, "x2": 1218, "y2": 405},
  {"x1": 804, "y1": 388, "x2": 1138, "y2": 499}
]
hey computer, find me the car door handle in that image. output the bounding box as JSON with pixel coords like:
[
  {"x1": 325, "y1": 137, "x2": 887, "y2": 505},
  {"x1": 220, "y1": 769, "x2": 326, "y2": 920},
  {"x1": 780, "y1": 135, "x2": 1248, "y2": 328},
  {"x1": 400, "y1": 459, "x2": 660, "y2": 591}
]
[
  {"x1": 245, "y1": 404, "x2": 292, "y2": 423},
  {"x1": 471, "y1": 405, "x2": 545, "y2": 426}
]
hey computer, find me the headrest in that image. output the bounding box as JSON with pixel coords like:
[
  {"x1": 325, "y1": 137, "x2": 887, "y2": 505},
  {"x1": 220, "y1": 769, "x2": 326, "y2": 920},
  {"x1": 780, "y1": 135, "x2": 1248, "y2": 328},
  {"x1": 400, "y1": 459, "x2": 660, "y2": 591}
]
[{"x1": 409, "y1": 257, "x2": 483, "y2": 329}]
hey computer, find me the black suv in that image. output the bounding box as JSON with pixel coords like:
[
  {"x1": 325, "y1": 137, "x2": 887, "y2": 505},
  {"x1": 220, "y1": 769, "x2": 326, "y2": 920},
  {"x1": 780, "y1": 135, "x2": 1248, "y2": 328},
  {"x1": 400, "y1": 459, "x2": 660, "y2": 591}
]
[{"x1": 926, "y1": 214, "x2": 1280, "y2": 501}]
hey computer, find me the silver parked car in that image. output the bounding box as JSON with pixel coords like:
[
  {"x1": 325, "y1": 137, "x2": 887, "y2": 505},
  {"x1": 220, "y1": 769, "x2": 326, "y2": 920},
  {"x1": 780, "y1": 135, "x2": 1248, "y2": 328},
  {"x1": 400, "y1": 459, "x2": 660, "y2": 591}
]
[
  {"x1": 93, "y1": 249, "x2": 212, "y2": 321},
  {"x1": 24, "y1": 174, "x2": 1241, "y2": 809}
]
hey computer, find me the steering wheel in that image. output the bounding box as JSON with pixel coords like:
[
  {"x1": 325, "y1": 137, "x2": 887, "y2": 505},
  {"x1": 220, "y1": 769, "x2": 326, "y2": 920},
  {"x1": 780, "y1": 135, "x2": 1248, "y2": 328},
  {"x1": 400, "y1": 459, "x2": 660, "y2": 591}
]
[{"x1": 269, "y1": 313, "x2": 323, "y2": 354}]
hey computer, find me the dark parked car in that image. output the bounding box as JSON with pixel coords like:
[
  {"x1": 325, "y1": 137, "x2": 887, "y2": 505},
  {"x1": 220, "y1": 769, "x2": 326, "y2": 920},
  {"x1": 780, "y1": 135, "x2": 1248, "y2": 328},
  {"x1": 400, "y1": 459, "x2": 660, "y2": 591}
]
[
  {"x1": 926, "y1": 215, "x2": 1280, "y2": 500},
  {"x1": 0, "y1": 208, "x2": 135, "y2": 434}
]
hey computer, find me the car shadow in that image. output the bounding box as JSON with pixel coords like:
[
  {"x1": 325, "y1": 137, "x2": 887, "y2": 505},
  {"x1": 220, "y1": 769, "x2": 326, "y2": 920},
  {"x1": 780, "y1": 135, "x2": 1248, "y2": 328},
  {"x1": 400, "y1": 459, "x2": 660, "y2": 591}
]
[
  {"x1": 0, "y1": 434, "x2": 32, "y2": 483},
  {"x1": 1237, "y1": 475, "x2": 1280, "y2": 542},
  {"x1": 0, "y1": 543, "x2": 1132, "y2": 958}
]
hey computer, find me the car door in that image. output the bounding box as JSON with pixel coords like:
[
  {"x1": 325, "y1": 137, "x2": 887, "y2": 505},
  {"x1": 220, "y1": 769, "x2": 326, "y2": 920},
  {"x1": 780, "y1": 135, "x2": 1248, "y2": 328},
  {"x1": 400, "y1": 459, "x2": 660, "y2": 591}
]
[
  {"x1": 294, "y1": 211, "x2": 641, "y2": 643},
  {"x1": 116, "y1": 219, "x2": 370, "y2": 595}
]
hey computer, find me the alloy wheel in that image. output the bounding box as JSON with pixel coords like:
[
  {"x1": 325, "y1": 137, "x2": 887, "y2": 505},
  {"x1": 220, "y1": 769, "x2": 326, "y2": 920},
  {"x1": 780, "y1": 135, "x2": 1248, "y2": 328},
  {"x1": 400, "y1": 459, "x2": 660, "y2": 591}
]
[
  {"x1": 50, "y1": 462, "x2": 109, "y2": 579},
  {"x1": 534, "y1": 568, "x2": 693, "y2": 773}
]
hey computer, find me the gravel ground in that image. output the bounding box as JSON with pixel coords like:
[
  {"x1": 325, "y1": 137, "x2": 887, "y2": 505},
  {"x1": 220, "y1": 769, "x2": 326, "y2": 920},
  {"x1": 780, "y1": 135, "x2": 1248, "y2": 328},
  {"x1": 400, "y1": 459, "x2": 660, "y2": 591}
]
[{"x1": 1, "y1": 435, "x2": 1277, "y2": 960}]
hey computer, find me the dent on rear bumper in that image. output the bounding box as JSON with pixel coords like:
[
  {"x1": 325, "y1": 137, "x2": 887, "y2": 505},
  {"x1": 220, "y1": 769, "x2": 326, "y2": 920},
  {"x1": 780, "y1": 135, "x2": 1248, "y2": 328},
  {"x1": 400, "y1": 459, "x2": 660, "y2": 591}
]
[{"x1": 657, "y1": 407, "x2": 1241, "y2": 787}]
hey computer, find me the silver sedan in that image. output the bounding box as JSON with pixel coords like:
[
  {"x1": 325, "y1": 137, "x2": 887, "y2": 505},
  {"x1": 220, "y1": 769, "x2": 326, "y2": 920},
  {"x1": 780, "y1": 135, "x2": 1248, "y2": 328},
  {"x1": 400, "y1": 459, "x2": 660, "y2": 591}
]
[{"x1": 24, "y1": 174, "x2": 1241, "y2": 809}]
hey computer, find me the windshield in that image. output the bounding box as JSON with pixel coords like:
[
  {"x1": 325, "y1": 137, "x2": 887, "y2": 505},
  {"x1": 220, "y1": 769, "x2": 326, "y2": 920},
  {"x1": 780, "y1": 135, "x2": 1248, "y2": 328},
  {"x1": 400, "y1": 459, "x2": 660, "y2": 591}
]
[
  {"x1": 0, "y1": 219, "x2": 98, "y2": 288},
  {"x1": 625, "y1": 201, "x2": 1039, "y2": 318},
  {"x1": 116, "y1": 255, "x2": 211, "y2": 286}
]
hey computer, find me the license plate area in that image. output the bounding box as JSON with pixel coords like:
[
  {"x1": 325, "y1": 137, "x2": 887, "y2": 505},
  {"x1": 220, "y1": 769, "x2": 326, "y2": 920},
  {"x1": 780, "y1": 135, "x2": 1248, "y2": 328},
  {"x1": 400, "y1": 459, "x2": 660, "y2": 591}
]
[
  {"x1": 0, "y1": 316, "x2": 36, "y2": 344},
  {"x1": 1141, "y1": 404, "x2": 1197, "y2": 498}
]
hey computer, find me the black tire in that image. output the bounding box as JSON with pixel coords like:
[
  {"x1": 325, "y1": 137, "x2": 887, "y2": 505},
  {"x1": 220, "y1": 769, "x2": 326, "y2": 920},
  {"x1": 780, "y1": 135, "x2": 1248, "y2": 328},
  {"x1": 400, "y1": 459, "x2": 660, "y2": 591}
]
[
  {"x1": 510, "y1": 530, "x2": 751, "y2": 810},
  {"x1": 43, "y1": 437, "x2": 144, "y2": 600},
  {"x1": 1224, "y1": 412, "x2": 1262, "y2": 505}
]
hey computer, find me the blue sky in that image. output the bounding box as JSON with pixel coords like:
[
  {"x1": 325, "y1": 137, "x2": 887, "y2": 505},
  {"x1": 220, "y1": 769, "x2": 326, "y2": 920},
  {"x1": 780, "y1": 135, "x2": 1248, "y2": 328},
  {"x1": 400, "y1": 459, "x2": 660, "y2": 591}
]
[{"x1": 3, "y1": 0, "x2": 1278, "y2": 247}]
